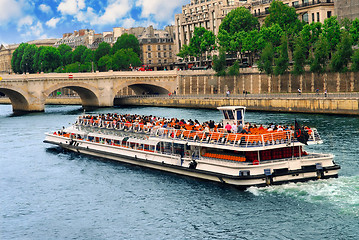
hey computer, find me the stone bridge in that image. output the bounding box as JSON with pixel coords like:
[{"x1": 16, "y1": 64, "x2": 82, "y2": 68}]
[{"x1": 0, "y1": 71, "x2": 179, "y2": 112}]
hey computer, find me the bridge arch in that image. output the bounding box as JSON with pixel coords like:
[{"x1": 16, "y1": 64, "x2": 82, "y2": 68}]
[
  {"x1": 44, "y1": 83, "x2": 100, "y2": 108},
  {"x1": 115, "y1": 82, "x2": 171, "y2": 96},
  {"x1": 0, "y1": 87, "x2": 31, "y2": 112}
]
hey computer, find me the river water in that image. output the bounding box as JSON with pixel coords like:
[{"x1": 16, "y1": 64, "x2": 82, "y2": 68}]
[{"x1": 1, "y1": 104, "x2": 358, "y2": 239}]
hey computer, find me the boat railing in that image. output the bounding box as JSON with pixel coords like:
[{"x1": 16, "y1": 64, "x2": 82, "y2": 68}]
[
  {"x1": 150, "y1": 128, "x2": 322, "y2": 147},
  {"x1": 76, "y1": 118, "x2": 153, "y2": 134},
  {"x1": 75, "y1": 118, "x2": 322, "y2": 147}
]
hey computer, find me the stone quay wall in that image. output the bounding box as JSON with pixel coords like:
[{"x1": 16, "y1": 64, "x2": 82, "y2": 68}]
[{"x1": 177, "y1": 71, "x2": 359, "y2": 95}]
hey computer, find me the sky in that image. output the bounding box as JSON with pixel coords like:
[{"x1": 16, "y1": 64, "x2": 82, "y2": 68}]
[{"x1": 0, "y1": 0, "x2": 188, "y2": 45}]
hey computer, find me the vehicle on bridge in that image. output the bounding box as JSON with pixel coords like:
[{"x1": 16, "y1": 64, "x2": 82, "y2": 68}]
[{"x1": 44, "y1": 106, "x2": 340, "y2": 189}]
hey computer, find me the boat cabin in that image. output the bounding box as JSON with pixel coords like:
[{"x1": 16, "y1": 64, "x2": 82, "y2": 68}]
[{"x1": 217, "y1": 106, "x2": 246, "y2": 126}]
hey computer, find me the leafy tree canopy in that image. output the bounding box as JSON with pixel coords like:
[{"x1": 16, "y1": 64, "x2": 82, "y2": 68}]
[
  {"x1": 112, "y1": 48, "x2": 141, "y2": 71},
  {"x1": 111, "y1": 33, "x2": 140, "y2": 56},
  {"x1": 95, "y1": 42, "x2": 111, "y2": 63},
  {"x1": 264, "y1": 0, "x2": 301, "y2": 33},
  {"x1": 72, "y1": 45, "x2": 87, "y2": 63}
]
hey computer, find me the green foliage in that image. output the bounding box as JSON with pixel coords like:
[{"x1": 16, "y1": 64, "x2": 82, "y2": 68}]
[
  {"x1": 310, "y1": 35, "x2": 330, "y2": 73},
  {"x1": 330, "y1": 31, "x2": 353, "y2": 72},
  {"x1": 63, "y1": 51, "x2": 73, "y2": 66},
  {"x1": 339, "y1": 18, "x2": 352, "y2": 31},
  {"x1": 257, "y1": 24, "x2": 284, "y2": 49},
  {"x1": 11, "y1": 43, "x2": 28, "y2": 73},
  {"x1": 188, "y1": 27, "x2": 215, "y2": 65},
  {"x1": 219, "y1": 7, "x2": 259, "y2": 34},
  {"x1": 212, "y1": 49, "x2": 227, "y2": 76},
  {"x1": 292, "y1": 35, "x2": 306, "y2": 75},
  {"x1": 20, "y1": 44, "x2": 38, "y2": 73},
  {"x1": 65, "y1": 62, "x2": 81, "y2": 73},
  {"x1": 72, "y1": 45, "x2": 87, "y2": 63},
  {"x1": 227, "y1": 61, "x2": 240, "y2": 76},
  {"x1": 39, "y1": 46, "x2": 62, "y2": 72},
  {"x1": 82, "y1": 49, "x2": 94, "y2": 64},
  {"x1": 177, "y1": 44, "x2": 192, "y2": 60},
  {"x1": 274, "y1": 35, "x2": 289, "y2": 76},
  {"x1": 33, "y1": 46, "x2": 45, "y2": 72},
  {"x1": 58, "y1": 44, "x2": 72, "y2": 65},
  {"x1": 257, "y1": 43, "x2": 274, "y2": 76},
  {"x1": 351, "y1": 49, "x2": 359, "y2": 71},
  {"x1": 112, "y1": 48, "x2": 141, "y2": 71},
  {"x1": 97, "y1": 55, "x2": 112, "y2": 72},
  {"x1": 218, "y1": 7, "x2": 258, "y2": 58},
  {"x1": 264, "y1": 0, "x2": 301, "y2": 33},
  {"x1": 94, "y1": 42, "x2": 111, "y2": 63},
  {"x1": 349, "y1": 18, "x2": 359, "y2": 44},
  {"x1": 322, "y1": 16, "x2": 341, "y2": 53},
  {"x1": 111, "y1": 33, "x2": 140, "y2": 56}
]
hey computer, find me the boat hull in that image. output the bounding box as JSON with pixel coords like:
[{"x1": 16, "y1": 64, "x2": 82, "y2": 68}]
[{"x1": 44, "y1": 134, "x2": 340, "y2": 189}]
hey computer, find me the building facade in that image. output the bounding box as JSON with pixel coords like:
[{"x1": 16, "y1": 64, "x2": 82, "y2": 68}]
[
  {"x1": 0, "y1": 39, "x2": 58, "y2": 74},
  {"x1": 175, "y1": 0, "x2": 335, "y2": 56},
  {"x1": 138, "y1": 26, "x2": 176, "y2": 70},
  {"x1": 175, "y1": 0, "x2": 247, "y2": 54},
  {"x1": 251, "y1": 0, "x2": 334, "y2": 24},
  {"x1": 335, "y1": 0, "x2": 359, "y2": 20}
]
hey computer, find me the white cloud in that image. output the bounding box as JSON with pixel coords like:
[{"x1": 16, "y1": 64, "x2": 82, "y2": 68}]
[
  {"x1": 17, "y1": 16, "x2": 34, "y2": 28},
  {"x1": 57, "y1": 0, "x2": 86, "y2": 15},
  {"x1": 46, "y1": 17, "x2": 61, "y2": 28},
  {"x1": 136, "y1": 0, "x2": 186, "y2": 22},
  {"x1": 39, "y1": 4, "x2": 52, "y2": 14},
  {"x1": 20, "y1": 21, "x2": 47, "y2": 40},
  {"x1": 97, "y1": 0, "x2": 132, "y2": 24},
  {"x1": 0, "y1": 0, "x2": 23, "y2": 25}
]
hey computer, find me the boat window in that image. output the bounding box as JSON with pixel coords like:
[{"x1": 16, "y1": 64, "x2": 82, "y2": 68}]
[
  {"x1": 227, "y1": 110, "x2": 234, "y2": 119},
  {"x1": 222, "y1": 110, "x2": 234, "y2": 120},
  {"x1": 237, "y1": 110, "x2": 243, "y2": 122}
]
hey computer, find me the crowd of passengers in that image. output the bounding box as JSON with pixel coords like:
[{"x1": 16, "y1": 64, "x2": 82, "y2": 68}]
[{"x1": 77, "y1": 113, "x2": 312, "y2": 135}]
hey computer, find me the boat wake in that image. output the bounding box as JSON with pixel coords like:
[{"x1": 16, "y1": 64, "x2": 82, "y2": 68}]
[{"x1": 247, "y1": 176, "x2": 359, "y2": 217}]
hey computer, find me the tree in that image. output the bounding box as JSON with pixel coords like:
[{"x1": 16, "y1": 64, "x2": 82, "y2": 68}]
[
  {"x1": 20, "y1": 44, "x2": 38, "y2": 73},
  {"x1": 33, "y1": 46, "x2": 45, "y2": 72},
  {"x1": 241, "y1": 30, "x2": 261, "y2": 65},
  {"x1": 57, "y1": 44, "x2": 72, "y2": 65},
  {"x1": 310, "y1": 35, "x2": 330, "y2": 73},
  {"x1": 188, "y1": 27, "x2": 215, "y2": 65},
  {"x1": 219, "y1": 7, "x2": 259, "y2": 33},
  {"x1": 274, "y1": 35, "x2": 289, "y2": 76},
  {"x1": 94, "y1": 42, "x2": 111, "y2": 64},
  {"x1": 82, "y1": 48, "x2": 94, "y2": 64},
  {"x1": 257, "y1": 24, "x2": 284, "y2": 49},
  {"x1": 292, "y1": 35, "x2": 306, "y2": 75},
  {"x1": 97, "y1": 55, "x2": 112, "y2": 72},
  {"x1": 111, "y1": 33, "x2": 140, "y2": 56},
  {"x1": 72, "y1": 45, "x2": 87, "y2": 63},
  {"x1": 212, "y1": 49, "x2": 227, "y2": 76},
  {"x1": 257, "y1": 43, "x2": 274, "y2": 76},
  {"x1": 177, "y1": 44, "x2": 192, "y2": 61},
  {"x1": 39, "y1": 47, "x2": 61, "y2": 72},
  {"x1": 264, "y1": 0, "x2": 301, "y2": 33},
  {"x1": 349, "y1": 18, "x2": 359, "y2": 44},
  {"x1": 112, "y1": 48, "x2": 141, "y2": 71},
  {"x1": 351, "y1": 49, "x2": 359, "y2": 71},
  {"x1": 11, "y1": 43, "x2": 28, "y2": 73},
  {"x1": 330, "y1": 31, "x2": 353, "y2": 72},
  {"x1": 322, "y1": 16, "x2": 341, "y2": 53}
]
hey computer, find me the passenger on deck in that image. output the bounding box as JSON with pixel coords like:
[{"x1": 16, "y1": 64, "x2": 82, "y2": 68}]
[{"x1": 225, "y1": 123, "x2": 232, "y2": 133}]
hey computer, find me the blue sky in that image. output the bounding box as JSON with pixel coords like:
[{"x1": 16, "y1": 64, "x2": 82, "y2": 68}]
[{"x1": 0, "y1": 0, "x2": 188, "y2": 45}]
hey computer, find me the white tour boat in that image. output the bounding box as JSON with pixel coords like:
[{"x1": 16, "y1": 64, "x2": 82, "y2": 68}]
[{"x1": 44, "y1": 106, "x2": 340, "y2": 189}]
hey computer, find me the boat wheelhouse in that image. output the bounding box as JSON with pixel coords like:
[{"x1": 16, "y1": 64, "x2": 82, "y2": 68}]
[{"x1": 44, "y1": 106, "x2": 340, "y2": 189}]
